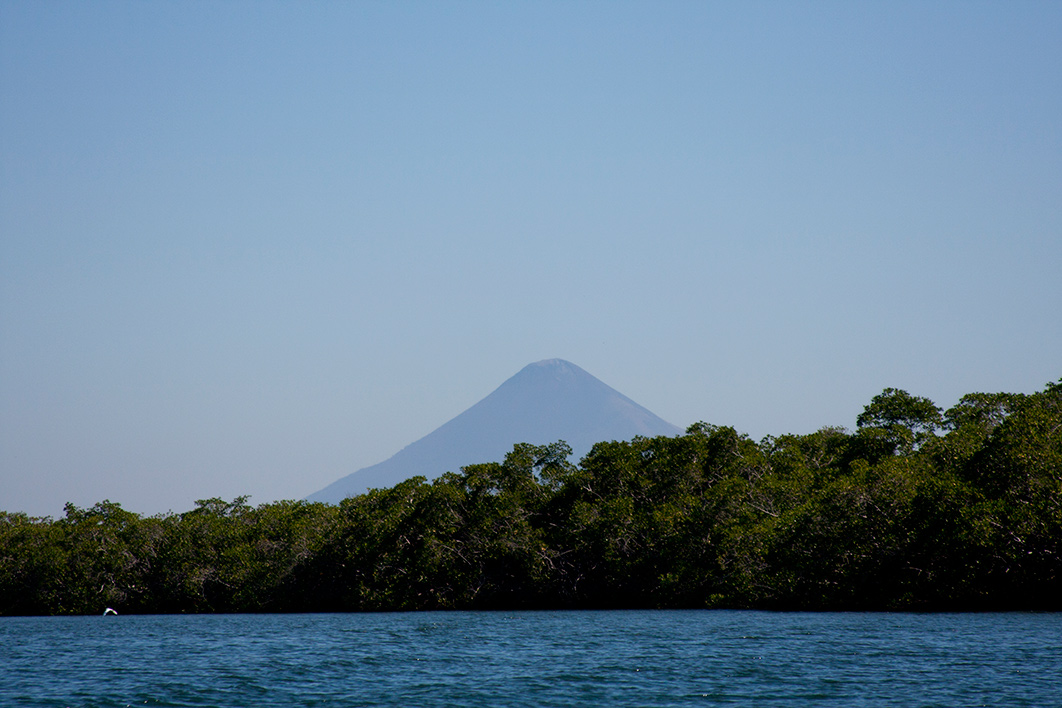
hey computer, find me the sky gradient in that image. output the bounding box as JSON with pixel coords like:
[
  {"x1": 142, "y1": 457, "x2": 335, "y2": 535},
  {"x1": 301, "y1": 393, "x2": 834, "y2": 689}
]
[{"x1": 2, "y1": 1, "x2": 1060, "y2": 517}]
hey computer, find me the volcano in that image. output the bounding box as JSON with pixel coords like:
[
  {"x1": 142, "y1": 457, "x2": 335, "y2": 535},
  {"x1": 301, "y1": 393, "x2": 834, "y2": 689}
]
[{"x1": 306, "y1": 359, "x2": 682, "y2": 503}]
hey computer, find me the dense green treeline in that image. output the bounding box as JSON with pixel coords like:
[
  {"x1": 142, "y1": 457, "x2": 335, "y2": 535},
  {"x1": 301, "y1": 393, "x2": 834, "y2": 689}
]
[{"x1": 3, "y1": 381, "x2": 1060, "y2": 615}]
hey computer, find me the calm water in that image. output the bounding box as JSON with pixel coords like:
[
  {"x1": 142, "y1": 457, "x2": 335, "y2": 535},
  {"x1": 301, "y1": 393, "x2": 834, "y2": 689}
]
[{"x1": 1, "y1": 611, "x2": 1060, "y2": 707}]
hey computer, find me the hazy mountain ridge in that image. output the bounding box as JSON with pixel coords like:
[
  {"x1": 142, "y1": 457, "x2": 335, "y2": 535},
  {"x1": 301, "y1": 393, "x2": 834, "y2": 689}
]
[{"x1": 307, "y1": 359, "x2": 682, "y2": 503}]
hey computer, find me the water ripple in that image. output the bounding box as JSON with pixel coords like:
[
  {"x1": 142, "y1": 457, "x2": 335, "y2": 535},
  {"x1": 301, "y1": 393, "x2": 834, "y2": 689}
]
[{"x1": 2, "y1": 611, "x2": 1061, "y2": 707}]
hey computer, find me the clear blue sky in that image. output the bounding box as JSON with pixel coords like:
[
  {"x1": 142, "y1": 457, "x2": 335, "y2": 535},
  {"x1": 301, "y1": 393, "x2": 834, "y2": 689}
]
[{"x1": 2, "y1": 1, "x2": 1060, "y2": 517}]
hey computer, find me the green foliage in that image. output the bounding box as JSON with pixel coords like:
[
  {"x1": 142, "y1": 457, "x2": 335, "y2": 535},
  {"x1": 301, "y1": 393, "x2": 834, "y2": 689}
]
[
  {"x1": 2, "y1": 382, "x2": 1059, "y2": 614},
  {"x1": 857, "y1": 388, "x2": 943, "y2": 454}
]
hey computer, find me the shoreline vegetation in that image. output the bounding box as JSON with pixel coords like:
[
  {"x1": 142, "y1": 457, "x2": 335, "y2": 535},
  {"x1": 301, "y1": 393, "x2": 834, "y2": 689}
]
[{"x1": 2, "y1": 381, "x2": 1060, "y2": 616}]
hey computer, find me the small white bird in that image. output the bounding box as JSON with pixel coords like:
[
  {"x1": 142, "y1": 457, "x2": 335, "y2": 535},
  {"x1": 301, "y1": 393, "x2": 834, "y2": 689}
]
[{"x1": 103, "y1": 608, "x2": 118, "y2": 616}]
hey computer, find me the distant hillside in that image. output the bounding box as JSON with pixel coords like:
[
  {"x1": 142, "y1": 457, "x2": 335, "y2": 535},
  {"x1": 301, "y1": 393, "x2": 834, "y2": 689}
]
[{"x1": 306, "y1": 359, "x2": 682, "y2": 503}]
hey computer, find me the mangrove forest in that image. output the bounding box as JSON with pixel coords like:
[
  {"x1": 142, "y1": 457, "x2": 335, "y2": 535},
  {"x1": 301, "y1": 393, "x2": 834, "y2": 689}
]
[{"x1": 2, "y1": 380, "x2": 1060, "y2": 614}]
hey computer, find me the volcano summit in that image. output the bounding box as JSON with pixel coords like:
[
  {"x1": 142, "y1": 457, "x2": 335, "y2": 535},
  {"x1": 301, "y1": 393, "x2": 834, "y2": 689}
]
[{"x1": 306, "y1": 359, "x2": 682, "y2": 503}]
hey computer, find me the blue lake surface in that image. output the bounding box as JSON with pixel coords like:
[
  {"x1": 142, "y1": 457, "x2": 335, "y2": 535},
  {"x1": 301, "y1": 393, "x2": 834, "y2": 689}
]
[{"x1": 2, "y1": 611, "x2": 1060, "y2": 707}]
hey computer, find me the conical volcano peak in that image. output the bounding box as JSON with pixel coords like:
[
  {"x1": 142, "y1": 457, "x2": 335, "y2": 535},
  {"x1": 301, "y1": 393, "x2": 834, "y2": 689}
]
[
  {"x1": 512, "y1": 358, "x2": 588, "y2": 382},
  {"x1": 529, "y1": 358, "x2": 578, "y2": 369},
  {"x1": 306, "y1": 360, "x2": 681, "y2": 503},
  {"x1": 520, "y1": 358, "x2": 582, "y2": 375}
]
